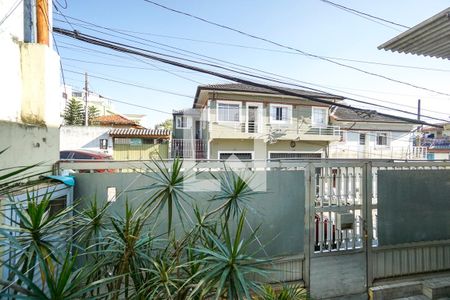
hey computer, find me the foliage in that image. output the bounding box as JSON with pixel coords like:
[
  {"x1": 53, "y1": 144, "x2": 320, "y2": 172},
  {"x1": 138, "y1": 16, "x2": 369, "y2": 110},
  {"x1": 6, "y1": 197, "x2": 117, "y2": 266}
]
[
  {"x1": 0, "y1": 158, "x2": 304, "y2": 299},
  {"x1": 155, "y1": 118, "x2": 173, "y2": 130},
  {"x1": 63, "y1": 98, "x2": 84, "y2": 125},
  {"x1": 87, "y1": 105, "x2": 100, "y2": 125},
  {"x1": 257, "y1": 284, "x2": 309, "y2": 300}
]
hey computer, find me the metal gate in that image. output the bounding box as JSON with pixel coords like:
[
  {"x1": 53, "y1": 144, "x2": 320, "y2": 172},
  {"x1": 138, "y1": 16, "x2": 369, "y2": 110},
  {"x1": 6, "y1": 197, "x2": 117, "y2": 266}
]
[{"x1": 306, "y1": 162, "x2": 371, "y2": 299}]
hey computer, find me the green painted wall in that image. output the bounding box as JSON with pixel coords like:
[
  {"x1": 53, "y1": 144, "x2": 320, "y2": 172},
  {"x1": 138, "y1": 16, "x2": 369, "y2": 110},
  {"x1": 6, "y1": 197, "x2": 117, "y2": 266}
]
[{"x1": 73, "y1": 170, "x2": 305, "y2": 257}]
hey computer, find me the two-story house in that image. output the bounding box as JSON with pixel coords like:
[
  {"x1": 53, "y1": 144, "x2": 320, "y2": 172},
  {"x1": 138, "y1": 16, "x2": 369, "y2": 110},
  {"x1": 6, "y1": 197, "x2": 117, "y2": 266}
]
[
  {"x1": 416, "y1": 123, "x2": 450, "y2": 160},
  {"x1": 172, "y1": 83, "x2": 343, "y2": 160},
  {"x1": 328, "y1": 107, "x2": 418, "y2": 159}
]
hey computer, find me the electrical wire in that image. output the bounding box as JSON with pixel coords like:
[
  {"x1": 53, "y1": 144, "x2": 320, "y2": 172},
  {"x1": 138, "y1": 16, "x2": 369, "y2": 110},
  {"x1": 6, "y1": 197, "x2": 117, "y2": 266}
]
[
  {"x1": 64, "y1": 69, "x2": 193, "y2": 99},
  {"x1": 318, "y1": 0, "x2": 410, "y2": 30},
  {"x1": 52, "y1": 13, "x2": 450, "y2": 122},
  {"x1": 53, "y1": 16, "x2": 450, "y2": 74},
  {"x1": 54, "y1": 26, "x2": 449, "y2": 123},
  {"x1": 0, "y1": 0, "x2": 23, "y2": 27},
  {"x1": 141, "y1": 0, "x2": 450, "y2": 97},
  {"x1": 60, "y1": 54, "x2": 449, "y2": 118},
  {"x1": 53, "y1": 27, "x2": 444, "y2": 129}
]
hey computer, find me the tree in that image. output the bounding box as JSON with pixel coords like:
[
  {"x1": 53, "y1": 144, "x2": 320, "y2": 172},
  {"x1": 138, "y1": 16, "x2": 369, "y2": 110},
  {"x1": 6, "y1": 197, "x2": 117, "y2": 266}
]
[
  {"x1": 63, "y1": 98, "x2": 84, "y2": 125},
  {"x1": 87, "y1": 105, "x2": 100, "y2": 125},
  {"x1": 155, "y1": 119, "x2": 172, "y2": 130}
]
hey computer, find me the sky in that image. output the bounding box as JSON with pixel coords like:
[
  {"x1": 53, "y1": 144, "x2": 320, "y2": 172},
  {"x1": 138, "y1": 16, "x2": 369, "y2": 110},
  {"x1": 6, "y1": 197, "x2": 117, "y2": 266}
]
[{"x1": 53, "y1": 0, "x2": 450, "y2": 128}]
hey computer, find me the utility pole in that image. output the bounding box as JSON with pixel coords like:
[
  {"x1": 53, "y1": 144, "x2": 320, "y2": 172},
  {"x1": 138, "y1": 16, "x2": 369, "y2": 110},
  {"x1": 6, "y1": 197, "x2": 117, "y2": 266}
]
[
  {"x1": 84, "y1": 72, "x2": 89, "y2": 126},
  {"x1": 417, "y1": 99, "x2": 421, "y2": 120},
  {"x1": 36, "y1": 0, "x2": 49, "y2": 45}
]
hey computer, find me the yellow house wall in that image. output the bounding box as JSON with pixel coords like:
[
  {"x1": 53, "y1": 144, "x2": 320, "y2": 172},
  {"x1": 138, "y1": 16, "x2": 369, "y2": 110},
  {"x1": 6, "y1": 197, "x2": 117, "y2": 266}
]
[{"x1": 209, "y1": 139, "x2": 327, "y2": 159}]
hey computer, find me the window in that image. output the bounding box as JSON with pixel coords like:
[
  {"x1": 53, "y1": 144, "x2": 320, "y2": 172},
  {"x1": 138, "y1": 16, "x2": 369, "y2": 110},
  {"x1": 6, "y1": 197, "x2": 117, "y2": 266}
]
[
  {"x1": 359, "y1": 133, "x2": 366, "y2": 145},
  {"x1": 72, "y1": 91, "x2": 83, "y2": 98},
  {"x1": 62, "y1": 92, "x2": 67, "y2": 99},
  {"x1": 217, "y1": 102, "x2": 240, "y2": 122},
  {"x1": 176, "y1": 116, "x2": 191, "y2": 129},
  {"x1": 376, "y1": 132, "x2": 389, "y2": 146},
  {"x1": 311, "y1": 107, "x2": 328, "y2": 127},
  {"x1": 270, "y1": 104, "x2": 291, "y2": 123},
  {"x1": 100, "y1": 139, "x2": 108, "y2": 149}
]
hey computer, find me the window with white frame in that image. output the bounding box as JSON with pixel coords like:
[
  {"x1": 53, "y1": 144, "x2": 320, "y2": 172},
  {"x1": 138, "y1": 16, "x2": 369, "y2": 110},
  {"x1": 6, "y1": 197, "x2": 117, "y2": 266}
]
[
  {"x1": 376, "y1": 132, "x2": 389, "y2": 146},
  {"x1": 311, "y1": 107, "x2": 328, "y2": 127},
  {"x1": 176, "y1": 116, "x2": 191, "y2": 129},
  {"x1": 270, "y1": 104, "x2": 291, "y2": 123},
  {"x1": 217, "y1": 102, "x2": 240, "y2": 122}
]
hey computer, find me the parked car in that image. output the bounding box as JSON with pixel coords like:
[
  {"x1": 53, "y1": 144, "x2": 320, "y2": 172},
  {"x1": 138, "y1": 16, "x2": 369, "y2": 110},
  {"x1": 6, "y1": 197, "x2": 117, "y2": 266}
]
[{"x1": 60, "y1": 150, "x2": 113, "y2": 173}]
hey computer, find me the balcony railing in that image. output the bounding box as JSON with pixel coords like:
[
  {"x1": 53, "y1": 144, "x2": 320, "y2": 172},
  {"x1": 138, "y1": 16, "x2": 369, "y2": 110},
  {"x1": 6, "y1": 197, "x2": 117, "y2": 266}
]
[
  {"x1": 171, "y1": 139, "x2": 207, "y2": 159},
  {"x1": 209, "y1": 122, "x2": 340, "y2": 139},
  {"x1": 415, "y1": 137, "x2": 450, "y2": 149}
]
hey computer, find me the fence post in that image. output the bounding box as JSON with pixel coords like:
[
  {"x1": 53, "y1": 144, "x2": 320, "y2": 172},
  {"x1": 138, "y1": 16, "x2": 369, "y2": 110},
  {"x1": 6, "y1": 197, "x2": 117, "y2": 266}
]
[
  {"x1": 363, "y1": 162, "x2": 374, "y2": 289},
  {"x1": 303, "y1": 163, "x2": 315, "y2": 288}
]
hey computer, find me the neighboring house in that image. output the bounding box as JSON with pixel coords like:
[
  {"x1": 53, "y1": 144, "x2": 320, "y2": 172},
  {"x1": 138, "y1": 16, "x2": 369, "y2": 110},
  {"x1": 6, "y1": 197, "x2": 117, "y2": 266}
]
[
  {"x1": 416, "y1": 123, "x2": 450, "y2": 160},
  {"x1": 174, "y1": 83, "x2": 343, "y2": 160},
  {"x1": 329, "y1": 107, "x2": 418, "y2": 159},
  {"x1": 60, "y1": 126, "x2": 113, "y2": 156},
  {"x1": 110, "y1": 128, "x2": 171, "y2": 160},
  {"x1": 60, "y1": 85, "x2": 115, "y2": 119},
  {"x1": 172, "y1": 109, "x2": 207, "y2": 159},
  {"x1": 92, "y1": 114, "x2": 142, "y2": 128}
]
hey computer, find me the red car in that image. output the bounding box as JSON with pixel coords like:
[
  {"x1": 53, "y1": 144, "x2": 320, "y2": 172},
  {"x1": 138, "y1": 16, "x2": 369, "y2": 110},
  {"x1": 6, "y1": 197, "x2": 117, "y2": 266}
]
[{"x1": 60, "y1": 150, "x2": 113, "y2": 173}]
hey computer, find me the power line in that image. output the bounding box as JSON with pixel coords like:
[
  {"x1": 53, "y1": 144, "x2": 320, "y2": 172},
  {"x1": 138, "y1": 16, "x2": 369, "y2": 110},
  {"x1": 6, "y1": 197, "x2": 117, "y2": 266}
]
[
  {"x1": 0, "y1": 0, "x2": 23, "y2": 27},
  {"x1": 53, "y1": 17, "x2": 450, "y2": 74},
  {"x1": 64, "y1": 69, "x2": 193, "y2": 99},
  {"x1": 141, "y1": 0, "x2": 450, "y2": 97},
  {"x1": 53, "y1": 21, "x2": 449, "y2": 123},
  {"x1": 318, "y1": 0, "x2": 410, "y2": 30},
  {"x1": 53, "y1": 27, "x2": 443, "y2": 128},
  {"x1": 60, "y1": 55, "x2": 449, "y2": 117},
  {"x1": 52, "y1": 14, "x2": 450, "y2": 121}
]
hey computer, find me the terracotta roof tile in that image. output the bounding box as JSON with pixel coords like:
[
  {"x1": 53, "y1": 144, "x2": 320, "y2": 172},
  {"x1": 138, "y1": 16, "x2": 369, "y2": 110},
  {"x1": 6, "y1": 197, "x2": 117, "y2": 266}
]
[{"x1": 93, "y1": 115, "x2": 137, "y2": 126}]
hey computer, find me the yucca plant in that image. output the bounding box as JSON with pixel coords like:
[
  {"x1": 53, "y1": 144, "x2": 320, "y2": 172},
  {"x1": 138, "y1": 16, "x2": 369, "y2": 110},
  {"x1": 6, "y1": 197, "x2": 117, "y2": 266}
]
[
  {"x1": 257, "y1": 284, "x2": 309, "y2": 300},
  {"x1": 137, "y1": 158, "x2": 195, "y2": 234},
  {"x1": 190, "y1": 212, "x2": 269, "y2": 300},
  {"x1": 102, "y1": 200, "x2": 156, "y2": 299},
  {"x1": 208, "y1": 168, "x2": 258, "y2": 224},
  {"x1": 1, "y1": 250, "x2": 118, "y2": 299},
  {"x1": 0, "y1": 192, "x2": 73, "y2": 288}
]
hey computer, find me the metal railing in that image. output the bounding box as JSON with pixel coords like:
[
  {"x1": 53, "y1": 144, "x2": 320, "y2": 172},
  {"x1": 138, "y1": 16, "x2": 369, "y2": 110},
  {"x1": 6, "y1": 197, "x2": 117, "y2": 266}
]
[
  {"x1": 210, "y1": 121, "x2": 340, "y2": 137},
  {"x1": 171, "y1": 139, "x2": 207, "y2": 159}
]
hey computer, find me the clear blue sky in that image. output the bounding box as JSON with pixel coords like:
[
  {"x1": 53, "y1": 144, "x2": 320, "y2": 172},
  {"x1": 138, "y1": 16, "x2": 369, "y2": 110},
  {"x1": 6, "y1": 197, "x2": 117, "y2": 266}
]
[{"x1": 53, "y1": 0, "x2": 450, "y2": 127}]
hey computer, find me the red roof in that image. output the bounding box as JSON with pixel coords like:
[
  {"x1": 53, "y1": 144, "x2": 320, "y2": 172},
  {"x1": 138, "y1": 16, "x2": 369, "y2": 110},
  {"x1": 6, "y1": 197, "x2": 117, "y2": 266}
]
[{"x1": 93, "y1": 114, "x2": 138, "y2": 126}]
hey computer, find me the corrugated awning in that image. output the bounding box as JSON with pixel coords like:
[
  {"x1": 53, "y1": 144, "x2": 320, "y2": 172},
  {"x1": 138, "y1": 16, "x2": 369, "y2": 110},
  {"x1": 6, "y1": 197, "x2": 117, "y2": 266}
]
[
  {"x1": 109, "y1": 128, "x2": 171, "y2": 138},
  {"x1": 378, "y1": 7, "x2": 450, "y2": 60}
]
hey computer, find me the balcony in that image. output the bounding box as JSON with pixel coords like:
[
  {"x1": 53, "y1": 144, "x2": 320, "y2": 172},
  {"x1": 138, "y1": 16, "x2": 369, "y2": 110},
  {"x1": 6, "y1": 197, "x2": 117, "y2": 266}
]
[
  {"x1": 208, "y1": 122, "x2": 341, "y2": 142},
  {"x1": 416, "y1": 137, "x2": 450, "y2": 149}
]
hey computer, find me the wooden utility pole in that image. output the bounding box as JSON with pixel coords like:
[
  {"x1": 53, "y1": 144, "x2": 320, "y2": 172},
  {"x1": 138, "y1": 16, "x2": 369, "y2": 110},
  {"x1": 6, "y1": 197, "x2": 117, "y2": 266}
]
[
  {"x1": 85, "y1": 72, "x2": 89, "y2": 126},
  {"x1": 36, "y1": 0, "x2": 49, "y2": 45}
]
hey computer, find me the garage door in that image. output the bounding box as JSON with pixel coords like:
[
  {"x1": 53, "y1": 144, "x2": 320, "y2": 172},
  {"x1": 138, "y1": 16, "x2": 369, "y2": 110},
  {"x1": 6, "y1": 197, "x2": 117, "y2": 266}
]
[
  {"x1": 219, "y1": 152, "x2": 253, "y2": 160},
  {"x1": 269, "y1": 152, "x2": 322, "y2": 160}
]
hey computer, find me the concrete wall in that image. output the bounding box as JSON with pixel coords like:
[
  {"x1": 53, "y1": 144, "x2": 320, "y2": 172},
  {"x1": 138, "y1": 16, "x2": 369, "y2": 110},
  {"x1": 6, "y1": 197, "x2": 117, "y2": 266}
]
[
  {"x1": 60, "y1": 126, "x2": 113, "y2": 155},
  {"x1": 73, "y1": 170, "x2": 306, "y2": 257},
  {"x1": 0, "y1": 121, "x2": 59, "y2": 171},
  {"x1": 0, "y1": 0, "x2": 61, "y2": 173}
]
